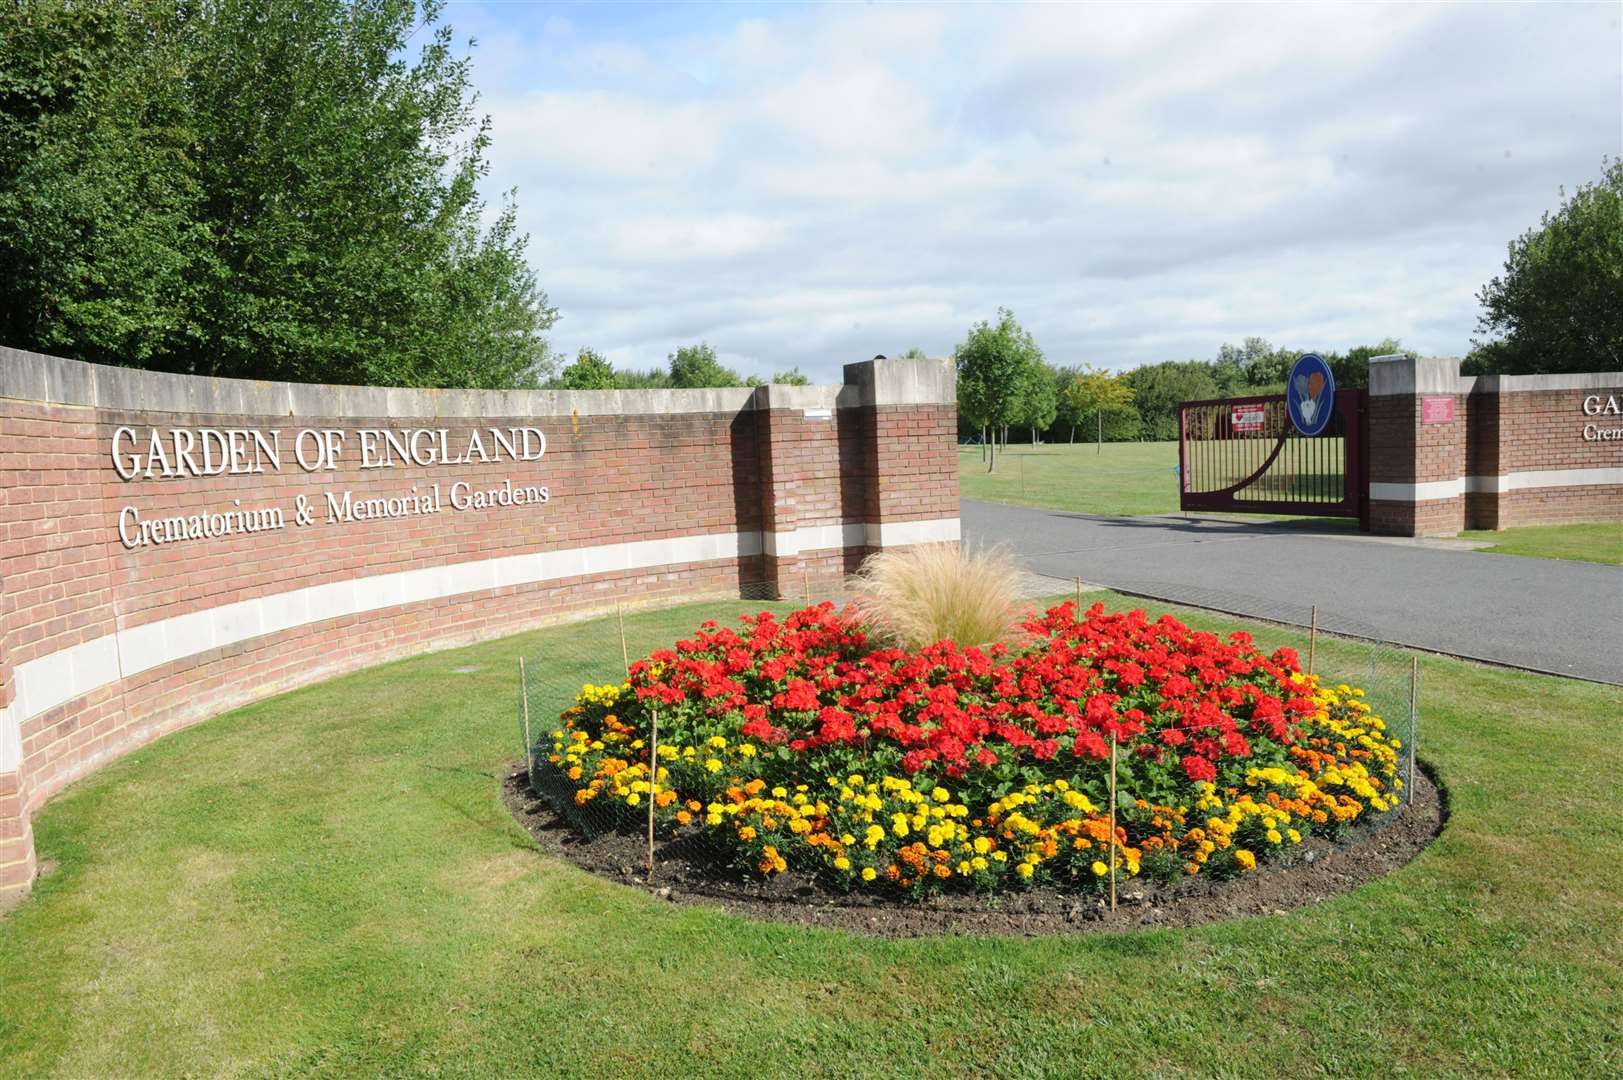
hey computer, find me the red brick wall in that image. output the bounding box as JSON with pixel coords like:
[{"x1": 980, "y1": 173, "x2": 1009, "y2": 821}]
[
  {"x1": 1368, "y1": 359, "x2": 1622, "y2": 536},
  {"x1": 0, "y1": 350, "x2": 960, "y2": 903}
]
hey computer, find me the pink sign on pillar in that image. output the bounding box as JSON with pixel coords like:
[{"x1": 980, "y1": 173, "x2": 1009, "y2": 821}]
[{"x1": 1422, "y1": 396, "x2": 1455, "y2": 424}]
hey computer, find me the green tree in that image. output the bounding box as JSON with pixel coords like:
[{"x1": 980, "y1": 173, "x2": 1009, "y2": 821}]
[
  {"x1": 955, "y1": 308, "x2": 1042, "y2": 470},
  {"x1": 898, "y1": 346, "x2": 928, "y2": 360},
  {"x1": 769, "y1": 367, "x2": 810, "y2": 385},
  {"x1": 1121, "y1": 361, "x2": 1221, "y2": 440},
  {"x1": 0, "y1": 0, "x2": 555, "y2": 388},
  {"x1": 1014, "y1": 360, "x2": 1058, "y2": 445},
  {"x1": 667, "y1": 342, "x2": 741, "y2": 388},
  {"x1": 555, "y1": 348, "x2": 616, "y2": 389},
  {"x1": 1059, "y1": 366, "x2": 1136, "y2": 449},
  {"x1": 1468, "y1": 158, "x2": 1623, "y2": 374},
  {"x1": 613, "y1": 367, "x2": 673, "y2": 390}
]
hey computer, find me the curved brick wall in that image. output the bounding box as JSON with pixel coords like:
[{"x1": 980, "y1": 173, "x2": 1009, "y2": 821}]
[{"x1": 0, "y1": 348, "x2": 959, "y2": 901}]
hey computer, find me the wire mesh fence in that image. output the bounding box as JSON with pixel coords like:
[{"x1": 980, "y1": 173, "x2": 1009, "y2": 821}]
[{"x1": 513, "y1": 566, "x2": 1423, "y2": 908}]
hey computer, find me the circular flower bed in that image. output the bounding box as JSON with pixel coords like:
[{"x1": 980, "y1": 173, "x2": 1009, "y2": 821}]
[{"x1": 538, "y1": 601, "x2": 1405, "y2": 897}]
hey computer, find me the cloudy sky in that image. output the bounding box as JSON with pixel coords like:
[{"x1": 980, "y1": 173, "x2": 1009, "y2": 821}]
[{"x1": 445, "y1": 1, "x2": 1621, "y2": 383}]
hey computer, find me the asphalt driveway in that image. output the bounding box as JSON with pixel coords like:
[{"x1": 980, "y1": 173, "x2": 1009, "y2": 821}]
[{"x1": 962, "y1": 499, "x2": 1623, "y2": 684}]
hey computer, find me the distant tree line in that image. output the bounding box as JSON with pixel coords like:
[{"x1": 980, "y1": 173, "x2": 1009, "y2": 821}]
[
  {"x1": 953, "y1": 311, "x2": 1408, "y2": 458},
  {"x1": 548, "y1": 342, "x2": 917, "y2": 390}
]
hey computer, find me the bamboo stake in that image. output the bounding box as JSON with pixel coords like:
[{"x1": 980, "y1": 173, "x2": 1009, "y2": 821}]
[
  {"x1": 1019, "y1": 453, "x2": 1026, "y2": 497},
  {"x1": 803, "y1": 563, "x2": 811, "y2": 602},
  {"x1": 518, "y1": 656, "x2": 532, "y2": 779},
  {"x1": 1108, "y1": 736, "x2": 1118, "y2": 912},
  {"x1": 617, "y1": 603, "x2": 630, "y2": 678},
  {"x1": 1075, "y1": 576, "x2": 1082, "y2": 607},
  {"x1": 647, "y1": 709, "x2": 659, "y2": 878},
  {"x1": 1408, "y1": 656, "x2": 1418, "y2": 807},
  {"x1": 1307, "y1": 605, "x2": 1318, "y2": 675}
]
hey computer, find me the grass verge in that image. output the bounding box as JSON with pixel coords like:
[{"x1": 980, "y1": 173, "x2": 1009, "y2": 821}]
[
  {"x1": 1458, "y1": 522, "x2": 1623, "y2": 566},
  {"x1": 1, "y1": 595, "x2": 1618, "y2": 1078}
]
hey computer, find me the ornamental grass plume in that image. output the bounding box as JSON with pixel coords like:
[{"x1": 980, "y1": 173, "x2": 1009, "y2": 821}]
[{"x1": 853, "y1": 543, "x2": 1025, "y2": 649}]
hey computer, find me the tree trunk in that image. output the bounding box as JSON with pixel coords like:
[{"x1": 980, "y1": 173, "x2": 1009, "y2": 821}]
[
  {"x1": 1097, "y1": 411, "x2": 1102, "y2": 455},
  {"x1": 1070, "y1": 424, "x2": 1075, "y2": 443}
]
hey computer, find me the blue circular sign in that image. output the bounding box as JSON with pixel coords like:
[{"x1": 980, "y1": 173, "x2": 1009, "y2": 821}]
[{"x1": 1287, "y1": 353, "x2": 1336, "y2": 436}]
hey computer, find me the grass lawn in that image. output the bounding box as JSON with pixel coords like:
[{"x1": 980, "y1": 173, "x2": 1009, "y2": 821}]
[
  {"x1": 958, "y1": 441, "x2": 1184, "y2": 517},
  {"x1": 956, "y1": 442, "x2": 1351, "y2": 525},
  {"x1": 1458, "y1": 522, "x2": 1623, "y2": 566},
  {"x1": 2, "y1": 595, "x2": 1620, "y2": 1078}
]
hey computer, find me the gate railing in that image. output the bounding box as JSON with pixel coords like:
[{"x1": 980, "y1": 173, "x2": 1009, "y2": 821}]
[{"x1": 1178, "y1": 390, "x2": 1367, "y2": 526}]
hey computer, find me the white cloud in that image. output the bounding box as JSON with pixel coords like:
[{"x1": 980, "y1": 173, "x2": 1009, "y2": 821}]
[{"x1": 464, "y1": 1, "x2": 1622, "y2": 381}]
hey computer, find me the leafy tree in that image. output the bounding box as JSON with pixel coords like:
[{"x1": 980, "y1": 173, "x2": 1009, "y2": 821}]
[
  {"x1": 955, "y1": 308, "x2": 1042, "y2": 470},
  {"x1": 1121, "y1": 361, "x2": 1220, "y2": 440},
  {"x1": 1059, "y1": 366, "x2": 1136, "y2": 448},
  {"x1": 898, "y1": 346, "x2": 929, "y2": 360},
  {"x1": 0, "y1": 0, "x2": 555, "y2": 388},
  {"x1": 1468, "y1": 158, "x2": 1623, "y2": 374},
  {"x1": 1014, "y1": 360, "x2": 1059, "y2": 445},
  {"x1": 667, "y1": 342, "x2": 741, "y2": 388},
  {"x1": 613, "y1": 367, "x2": 673, "y2": 390},
  {"x1": 555, "y1": 348, "x2": 616, "y2": 390},
  {"x1": 769, "y1": 367, "x2": 810, "y2": 385}
]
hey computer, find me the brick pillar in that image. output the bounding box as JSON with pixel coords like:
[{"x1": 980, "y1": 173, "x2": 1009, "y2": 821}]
[
  {"x1": 1, "y1": 669, "x2": 33, "y2": 907},
  {"x1": 755, "y1": 386, "x2": 815, "y2": 599},
  {"x1": 841, "y1": 357, "x2": 961, "y2": 550},
  {"x1": 1464, "y1": 380, "x2": 1504, "y2": 530},
  {"x1": 1367, "y1": 355, "x2": 1467, "y2": 537}
]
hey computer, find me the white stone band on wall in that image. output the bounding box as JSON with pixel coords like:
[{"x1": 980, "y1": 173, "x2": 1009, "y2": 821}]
[
  {"x1": 1370, "y1": 468, "x2": 1623, "y2": 502},
  {"x1": 0, "y1": 517, "x2": 962, "y2": 770}
]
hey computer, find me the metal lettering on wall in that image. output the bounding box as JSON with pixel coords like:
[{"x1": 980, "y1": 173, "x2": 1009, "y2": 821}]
[
  {"x1": 110, "y1": 426, "x2": 551, "y2": 550},
  {"x1": 1582, "y1": 393, "x2": 1623, "y2": 442}
]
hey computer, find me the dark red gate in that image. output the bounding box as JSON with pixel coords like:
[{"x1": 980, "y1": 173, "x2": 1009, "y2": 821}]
[{"x1": 1177, "y1": 390, "x2": 1368, "y2": 528}]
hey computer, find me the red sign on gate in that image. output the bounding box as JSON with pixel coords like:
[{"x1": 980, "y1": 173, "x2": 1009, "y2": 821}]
[
  {"x1": 1231, "y1": 405, "x2": 1267, "y2": 433},
  {"x1": 1422, "y1": 396, "x2": 1455, "y2": 424}
]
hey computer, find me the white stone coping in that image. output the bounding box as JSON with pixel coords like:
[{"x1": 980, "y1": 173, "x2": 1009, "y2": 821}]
[
  {"x1": 0, "y1": 347, "x2": 955, "y2": 418},
  {"x1": 1368, "y1": 353, "x2": 1622, "y2": 398},
  {"x1": 1470, "y1": 372, "x2": 1623, "y2": 394},
  {"x1": 0, "y1": 516, "x2": 961, "y2": 767}
]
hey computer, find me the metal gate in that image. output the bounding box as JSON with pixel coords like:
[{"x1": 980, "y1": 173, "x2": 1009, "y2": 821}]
[{"x1": 1177, "y1": 390, "x2": 1368, "y2": 527}]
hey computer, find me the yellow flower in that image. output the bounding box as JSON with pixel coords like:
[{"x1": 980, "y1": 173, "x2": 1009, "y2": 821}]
[
  {"x1": 1235, "y1": 849, "x2": 1257, "y2": 871},
  {"x1": 705, "y1": 758, "x2": 723, "y2": 774},
  {"x1": 1266, "y1": 829, "x2": 1283, "y2": 844},
  {"x1": 834, "y1": 856, "x2": 851, "y2": 871},
  {"x1": 861, "y1": 867, "x2": 877, "y2": 881},
  {"x1": 1091, "y1": 861, "x2": 1108, "y2": 877},
  {"x1": 1017, "y1": 863, "x2": 1034, "y2": 878}
]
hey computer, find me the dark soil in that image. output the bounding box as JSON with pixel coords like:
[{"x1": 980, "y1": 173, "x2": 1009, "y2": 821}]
[{"x1": 500, "y1": 764, "x2": 1446, "y2": 939}]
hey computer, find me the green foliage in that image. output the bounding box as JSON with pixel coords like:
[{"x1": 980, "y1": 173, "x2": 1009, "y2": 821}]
[
  {"x1": 898, "y1": 346, "x2": 929, "y2": 360},
  {"x1": 555, "y1": 348, "x2": 617, "y2": 390},
  {"x1": 770, "y1": 367, "x2": 811, "y2": 385},
  {"x1": 0, "y1": 0, "x2": 556, "y2": 388},
  {"x1": 667, "y1": 342, "x2": 741, "y2": 388},
  {"x1": 955, "y1": 307, "x2": 1043, "y2": 451},
  {"x1": 1122, "y1": 361, "x2": 1221, "y2": 440},
  {"x1": 1014, "y1": 360, "x2": 1059, "y2": 437},
  {"x1": 1056, "y1": 365, "x2": 1136, "y2": 440},
  {"x1": 1469, "y1": 158, "x2": 1623, "y2": 374}
]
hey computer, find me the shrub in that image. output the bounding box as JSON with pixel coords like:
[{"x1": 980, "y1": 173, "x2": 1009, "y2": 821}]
[
  {"x1": 539, "y1": 602, "x2": 1405, "y2": 898},
  {"x1": 853, "y1": 543, "x2": 1025, "y2": 649}
]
